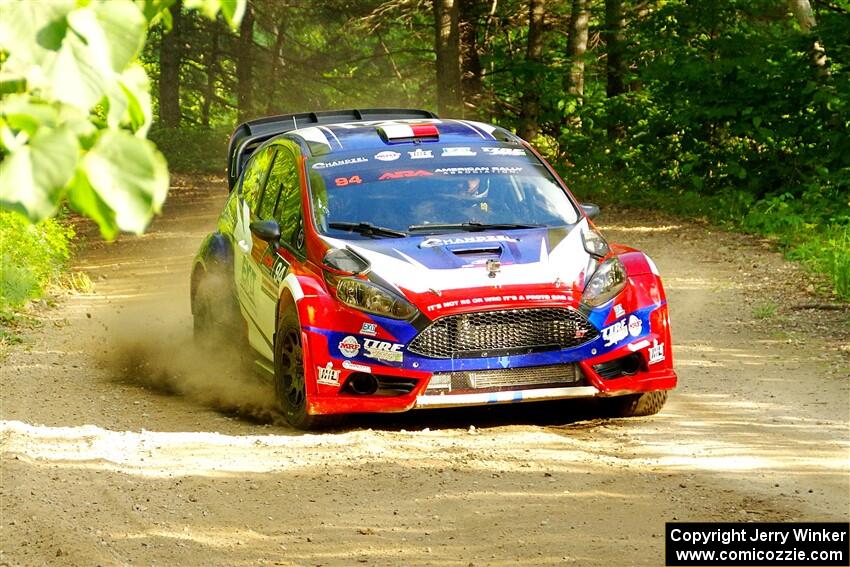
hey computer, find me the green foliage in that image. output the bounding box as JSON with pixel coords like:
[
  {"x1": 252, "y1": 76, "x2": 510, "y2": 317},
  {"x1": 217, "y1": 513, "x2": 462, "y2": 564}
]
[
  {"x1": 0, "y1": 210, "x2": 73, "y2": 313},
  {"x1": 0, "y1": 0, "x2": 243, "y2": 240},
  {"x1": 553, "y1": 0, "x2": 850, "y2": 301},
  {"x1": 148, "y1": 126, "x2": 230, "y2": 173}
]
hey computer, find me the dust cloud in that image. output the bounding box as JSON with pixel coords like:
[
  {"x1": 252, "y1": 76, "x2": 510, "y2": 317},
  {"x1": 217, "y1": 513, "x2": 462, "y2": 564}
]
[{"x1": 94, "y1": 293, "x2": 283, "y2": 425}]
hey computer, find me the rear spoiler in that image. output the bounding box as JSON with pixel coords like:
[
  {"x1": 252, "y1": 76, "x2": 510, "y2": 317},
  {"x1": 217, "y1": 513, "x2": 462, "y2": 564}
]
[{"x1": 226, "y1": 108, "x2": 438, "y2": 190}]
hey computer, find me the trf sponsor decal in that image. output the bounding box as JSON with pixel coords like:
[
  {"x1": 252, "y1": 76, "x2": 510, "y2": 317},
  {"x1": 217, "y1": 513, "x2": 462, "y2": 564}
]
[
  {"x1": 408, "y1": 149, "x2": 433, "y2": 159},
  {"x1": 374, "y1": 151, "x2": 400, "y2": 161},
  {"x1": 628, "y1": 314, "x2": 643, "y2": 337},
  {"x1": 359, "y1": 322, "x2": 378, "y2": 336},
  {"x1": 482, "y1": 147, "x2": 526, "y2": 156},
  {"x1": 363, "y1": 339, "x2": 404, "y2": 363},
  {"x1": 648, "y1": 340, "x2": 665, "y2": 364},
  {"x1": 338, "y1": 335, "x2": 360, "y2": 358},
  {"x1": 441, "y1": 147, "x2": 477, "y2": 157},
  {"x1": 317, "y1": 363, "x2": 341, "y2": 386},
  {"x1": 342, "y1": 360, "x2": 371, "y2": 372},
  {"x1": 613, "y1": 304, "x2": 625, "y2": 318},
  {"x1": 602, "y1": 319, "x2": 629, "y2": 347},
  {"x1": 312, "y1": 157, "x2": 368, "y2": 169}
]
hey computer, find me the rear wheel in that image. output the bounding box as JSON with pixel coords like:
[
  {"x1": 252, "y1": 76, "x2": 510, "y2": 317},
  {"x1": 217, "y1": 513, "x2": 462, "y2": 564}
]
[
  {"x1": 274, "y1": 310, "x2": 335, "y2": 430},
  {"x1": 193, "y1": 273, "x2": 232, "y2": 345},
  {"x1": 606, "y1": 390, "x2": 668, "y2": 417}
]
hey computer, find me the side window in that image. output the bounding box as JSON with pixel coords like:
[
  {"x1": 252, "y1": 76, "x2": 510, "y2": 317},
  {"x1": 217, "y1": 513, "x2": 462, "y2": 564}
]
[
  {"x1": 266, "y1": 146, "x2": 305, "y2": 253},
  {"x1": 240, "y1": 147, "x2": 275, "y2": 211},
  {"x1": 257, "y1": 151, "x2": 281, "y2": 220}
]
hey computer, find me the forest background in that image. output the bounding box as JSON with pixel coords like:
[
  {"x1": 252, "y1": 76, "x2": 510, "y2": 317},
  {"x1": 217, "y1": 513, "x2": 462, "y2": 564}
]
[{"x1": 1, "y1": 0, "x2": 848, "y2": 328}]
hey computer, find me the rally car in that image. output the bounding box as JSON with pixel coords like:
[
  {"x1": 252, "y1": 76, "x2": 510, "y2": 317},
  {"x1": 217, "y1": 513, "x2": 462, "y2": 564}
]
[{"x1": 191, "y1": 108, "x2": 677, "y2": 429}]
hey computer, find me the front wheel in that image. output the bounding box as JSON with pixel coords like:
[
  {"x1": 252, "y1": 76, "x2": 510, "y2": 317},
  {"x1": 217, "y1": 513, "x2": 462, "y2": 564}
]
[
  {"x1": 605, "y1": 390, "x2": 668, "y2": 417},
  {"x1": 274, "y1": 310, "x2": 335, "y2": 430}
]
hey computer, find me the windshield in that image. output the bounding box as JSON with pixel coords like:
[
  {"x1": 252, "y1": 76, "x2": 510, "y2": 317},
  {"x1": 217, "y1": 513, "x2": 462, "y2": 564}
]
[{"x1": 307, "y1": 144, "x2": 579, "y2": 238}]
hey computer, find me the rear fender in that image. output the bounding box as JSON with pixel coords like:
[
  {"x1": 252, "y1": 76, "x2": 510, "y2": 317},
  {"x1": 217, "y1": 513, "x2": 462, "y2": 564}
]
[{"x1": 191, "y1": 232, "x2": 234, "y2": 309}]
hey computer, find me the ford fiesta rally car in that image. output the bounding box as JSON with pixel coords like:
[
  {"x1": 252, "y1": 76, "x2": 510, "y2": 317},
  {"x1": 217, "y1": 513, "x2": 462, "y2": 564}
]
[{"x1": 191, "y1": 108, "x2": 677, "y2": 429}]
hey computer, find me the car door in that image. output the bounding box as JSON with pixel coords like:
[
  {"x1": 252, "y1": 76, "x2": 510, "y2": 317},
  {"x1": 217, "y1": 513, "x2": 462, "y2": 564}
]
[
  {"x1": 232, "y1": 146, "x2": 276, "y2": 356},
  {"x1": 252, "y1": 143, "x2": 307, "y2": 350}
]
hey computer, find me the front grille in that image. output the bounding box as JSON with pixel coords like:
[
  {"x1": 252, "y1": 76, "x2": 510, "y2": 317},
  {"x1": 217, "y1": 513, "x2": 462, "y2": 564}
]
[
  {"x1": 425, "y1": 364, "x2": 582, "y2": 394},
  {"x1": 408, "y1": 307, "x2": 597, "y2": 359}
]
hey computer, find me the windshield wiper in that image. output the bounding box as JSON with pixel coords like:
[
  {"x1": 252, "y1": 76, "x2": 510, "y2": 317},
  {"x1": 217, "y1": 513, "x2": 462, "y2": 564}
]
[
  {"x1": 328, "y1": 222, "x2": 408, "y2": 238},
  {"x1": 407, "y1": 222, "x2": 543, "y2": 233}
]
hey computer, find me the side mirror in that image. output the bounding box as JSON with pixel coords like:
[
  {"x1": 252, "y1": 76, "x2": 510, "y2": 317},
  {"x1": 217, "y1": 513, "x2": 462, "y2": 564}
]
[
  {"x1": 581, "y1": 203, "x2": 601, "y2": 220},
  {"x1": 250, "y1": 220, "x2": 281, "y2": 242}
]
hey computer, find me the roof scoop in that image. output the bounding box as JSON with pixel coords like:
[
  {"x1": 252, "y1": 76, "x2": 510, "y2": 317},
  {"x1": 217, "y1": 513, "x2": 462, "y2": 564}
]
[{"x1": 378, "y1": 123, "x2": 439, "y2": 143}]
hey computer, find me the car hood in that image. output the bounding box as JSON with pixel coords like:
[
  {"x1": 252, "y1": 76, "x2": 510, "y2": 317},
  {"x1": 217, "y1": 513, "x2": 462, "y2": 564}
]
[{"x1": 321, "y1": 219, "x2": 594, "y2": 302}]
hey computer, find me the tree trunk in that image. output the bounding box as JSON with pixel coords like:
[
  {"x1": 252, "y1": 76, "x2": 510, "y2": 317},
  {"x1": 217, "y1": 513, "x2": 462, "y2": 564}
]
[
  {"x1": 459, "y1": 0, "x2": 484, "y2": 113},
  {"x1": 787, "y1": 0, "x2": 828, "y2": 74},
  {"x1": 158, "y1": 0, "x2": 183, "y2": 127},
  {"x1": 517, "y1": 0, "x2": 546, "y2": 141},
  {"x1": 604, "y1": 0, "x2": 627, "y2": 139},
  {"x1": 434, "y1": 0, "x2": 463, "y2": 117},
  {"x1": 200, "y1": 20, "x2": 220, "y2": 128},
  {"x1": 564, "y1": 0, "x2": 590, "y2": 99},
  {"x1": 266, "y1": 18, "x2": 287, "y2": 115},
  {"x1": 237, "y1": 1, "x2": 255, "y2": 122}
]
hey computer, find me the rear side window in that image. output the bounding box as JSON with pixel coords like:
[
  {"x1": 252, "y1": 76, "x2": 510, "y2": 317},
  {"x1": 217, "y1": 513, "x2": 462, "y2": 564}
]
[
  {"x1": 265, "y1": 146, "x2": 305, "y2": 252},
  {"x1": 240, "y1": 147, "x2": 275, "y2": 210},
  {"x1": 257, "y1": 151, "x2": 281, "y2": 220}
]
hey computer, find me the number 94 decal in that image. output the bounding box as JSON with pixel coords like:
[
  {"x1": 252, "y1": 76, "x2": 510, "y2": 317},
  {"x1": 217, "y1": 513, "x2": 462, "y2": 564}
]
[{"x1": 272, "y1": 256, "x2": 289, "y2": 284}]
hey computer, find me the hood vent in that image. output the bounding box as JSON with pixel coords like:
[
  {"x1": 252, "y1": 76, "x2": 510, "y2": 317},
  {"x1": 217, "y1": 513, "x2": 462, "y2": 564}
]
[{"x1": 448, "y1": 245, "x2": 502, "y2": 257}]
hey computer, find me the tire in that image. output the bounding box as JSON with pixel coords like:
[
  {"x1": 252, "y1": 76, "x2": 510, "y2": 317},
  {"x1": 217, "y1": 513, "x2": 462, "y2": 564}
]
[
  {"x1": 606, "y1": 390, "x2": 668, "y2": 418},
  {"x1": 193, "y1": 273, "x2": 226, "y2": 345},
  {"x1": 274, "y1": 310, "x2": 335, "y2": 430}
]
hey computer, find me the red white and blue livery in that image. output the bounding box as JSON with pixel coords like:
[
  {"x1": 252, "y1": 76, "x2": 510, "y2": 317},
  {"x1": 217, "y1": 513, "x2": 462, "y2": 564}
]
[{"x1": 191, "y1": 109, "x2": 677, "y2": 429}]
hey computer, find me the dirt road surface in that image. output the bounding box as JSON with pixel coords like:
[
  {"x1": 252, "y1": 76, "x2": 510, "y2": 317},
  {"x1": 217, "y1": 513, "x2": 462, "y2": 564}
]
[{"x1": 2, "y1": 176, "x2": 848, "y2": 566}]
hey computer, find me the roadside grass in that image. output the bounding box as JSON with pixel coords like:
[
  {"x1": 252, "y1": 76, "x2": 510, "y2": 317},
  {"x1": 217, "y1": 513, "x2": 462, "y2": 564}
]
[
  {"x1": 0, "y1": 210, "x2": 75, "y2": 345},
  {"x1": 752, "y1": 301, "x2": 778, "y2": 320}
]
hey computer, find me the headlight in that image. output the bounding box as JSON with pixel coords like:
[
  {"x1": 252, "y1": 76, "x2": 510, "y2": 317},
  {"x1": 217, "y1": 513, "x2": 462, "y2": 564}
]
[
  {"x1": 582, "y1": 228, "x2": 610, "y2": 258},
  {"x1": 336, "y1": 278, "x2": 418, "y2": 319},
  {"x1": 582, "y1": 257, "x2": 627, "y2": 307}
]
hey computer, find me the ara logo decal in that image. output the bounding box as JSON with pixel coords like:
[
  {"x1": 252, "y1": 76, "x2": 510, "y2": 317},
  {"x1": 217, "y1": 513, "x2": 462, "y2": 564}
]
[
  {"x1": 374, "y1": 151, "x2": 401, "y2": 161},
  {"x1": 378, "y1": 170, "x2": 433, "y2": 180},
  {"x1": 648, "y1": 340, "x2": 665, "y2": 364},
  {"x1": 338, "y1": 336, "x2": 360, "y2": 358},
  {"x1": 613, "y1": 304, "x2": 625, "y2": 318},
  {"x1": 602, "y1": 319, "x2": 629, "y2": 347},
  {"x1": 363, "y1": 339, "x2": 404, "y2": 363},
  {"x1": 316, "y1": 363, "x2": 341, "y2": 386},
  {"x1": 359, "y1": 322, "x2": 378, "y2": 336},
  {"x1": 628, "y1": 314, "x2": 643, "y2": 337}
]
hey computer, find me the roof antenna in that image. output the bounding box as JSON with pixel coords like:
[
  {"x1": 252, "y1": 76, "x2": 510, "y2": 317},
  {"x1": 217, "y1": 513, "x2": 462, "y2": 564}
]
[{"x1": 292, "y1": 116, "x2": 297, "y2": 130}]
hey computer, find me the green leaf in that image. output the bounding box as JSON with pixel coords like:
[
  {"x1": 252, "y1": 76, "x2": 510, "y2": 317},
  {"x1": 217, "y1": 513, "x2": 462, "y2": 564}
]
[
  {"x1": 89, "y1": 0, "x2": 146, "y2": 73},
  {"x1": 81, "y1": 130, "x2": 168, "y2": 235},
  {"x1": 219, "y1": 0, "x2": 245, "y2": 28},
  {"x1": 66, "y1": 168, "x2": 118, "y2": 240},
  {"x1": 185, "y1": 0, "x2": 245, "y2": 28},
  {"x1": 0, "y1": 0, "x2": 75, "y2": 67},
  {"x1": 0, "y1": 125, "x2": 78, "y2": 221}
]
